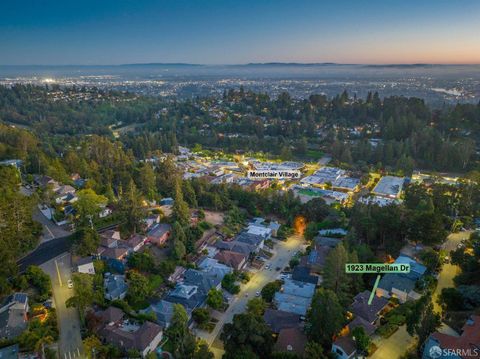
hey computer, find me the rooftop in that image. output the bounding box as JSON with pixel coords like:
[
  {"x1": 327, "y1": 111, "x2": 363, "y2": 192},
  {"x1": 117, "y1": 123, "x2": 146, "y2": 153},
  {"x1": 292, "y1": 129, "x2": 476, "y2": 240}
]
[{"x1": 372, "y1": 176, "x2": 405, "y2": 198}]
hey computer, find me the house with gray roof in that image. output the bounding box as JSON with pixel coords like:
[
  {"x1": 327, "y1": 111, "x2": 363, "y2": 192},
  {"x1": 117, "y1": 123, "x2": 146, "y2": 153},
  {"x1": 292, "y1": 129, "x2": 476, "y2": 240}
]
[
  {"x1": 347, "y1": 290, "x2": 388, "y2": 335},
  {"x1": 263, "y1": 309, "x2": 302, "y2": 334},
  {"x1": 144, "y1": 300, "x2": 176, "y2": 329},
  {"x1": 376, "y1": 255, "x2": 426, "y2": 303},
  {"x1": 104, "y1": 273, "x2": 128, "y2": 301},
  {"x1": 0, "y1": 344, "x2": 19, "y2": 359},
  {"x1": 274, "y1": 279, "x2": 315, "y2": 316},
  {"x1": 376, "y1": 273, "x2": 418, "y2": 303},
  {"x1": 0, "y1": 293, "x2": 29, "y2": 340}
]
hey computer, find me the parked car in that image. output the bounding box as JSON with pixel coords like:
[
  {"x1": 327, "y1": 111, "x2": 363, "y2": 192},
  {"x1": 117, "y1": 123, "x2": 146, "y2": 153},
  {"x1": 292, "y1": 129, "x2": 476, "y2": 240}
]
[
  {"x1": 255, "y1": 291, "x2": 260, "y2": 297},
  {"x1": 67, "y1": 279, "x2": 74, "y2": 289}
]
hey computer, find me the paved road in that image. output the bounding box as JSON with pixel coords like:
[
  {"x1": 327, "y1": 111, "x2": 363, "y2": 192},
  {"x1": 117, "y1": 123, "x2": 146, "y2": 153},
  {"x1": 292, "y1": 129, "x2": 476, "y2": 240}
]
[
  {"x1": 432, "y1": 231, "x2": 469, "y2": 313},
  {"x1": 18, "y1": 235, "x2": 74, "y2": 272},
  {"x1": 41, "y1": 253, "x2": 84, "y2": 359},
  {"x1": 195, "y1": 234, "x2": 306, "y2": 356}
]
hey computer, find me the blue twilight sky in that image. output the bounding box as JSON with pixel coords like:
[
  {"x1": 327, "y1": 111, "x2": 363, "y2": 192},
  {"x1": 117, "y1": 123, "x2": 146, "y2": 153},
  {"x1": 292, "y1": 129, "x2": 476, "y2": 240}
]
[{"x1": 1, "y1": 0, "x2": 479, "y2": 65}]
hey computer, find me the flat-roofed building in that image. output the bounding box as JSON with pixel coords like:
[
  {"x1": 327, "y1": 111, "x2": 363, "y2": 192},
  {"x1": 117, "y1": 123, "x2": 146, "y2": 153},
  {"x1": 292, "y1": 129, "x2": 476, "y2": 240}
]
[{"x1": 372, "y1": 176, "x2": 405, "y2": 198}]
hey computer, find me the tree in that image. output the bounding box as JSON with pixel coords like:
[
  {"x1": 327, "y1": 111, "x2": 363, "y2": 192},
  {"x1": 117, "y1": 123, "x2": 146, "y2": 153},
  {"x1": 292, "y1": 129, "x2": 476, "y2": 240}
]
[
  {"x1": 126, "y1": 270, "x2": 151, "y2": 308},
  {"x1": 352, "y1": 326, "x2": 370, "y2": 354},
  {"x1": 25, "y1": 265, "x2": 52, "y2": 301},
  {"x1": 74, "y1": 189, "x2": 107, "y2": 227},
  {"x1": 406, "y1": 296, "x2": 441, "y2": 354},
  {"x1": 74, "y1": 227, "x2": 100, "y2": 256},
  {"x1": 172, "y1": 238, "x2": 186, "y2": 260},
  {"x1": 120, "y1": 180, "x2": 143, "y2": 233},
  {"x1": 307, "y1": 288, "x2": 345, "y2": 347},
  {"x1": 304, "y1": 341, "x2": 327, "y2": 359},
  {"x1": 261, "y1": 280, "x2": 282, "y2": 302},
  {"x1": 207, "y1": 288, "x2": 224, "y2": 310},
  {"x1": 246, "y1": 298, "x2": 267, "y2": 316},
  {"x1": 439, "y1": 288, "x2": 464, "y2": 311},
  {"x1": 222, "y1": 273, "x2": 240, "y2": 294},
  {"x1": 418, "y1": 249, "x2": 440, "y2": 273},
  {"x1": 66, "y1": 273, "x2": 94, "y2": 323},
  {"x1": 407, "y1": 211, "x2": 447, "y2": 246},
  {"x1": 137, "y1": 163, "x2": 156, "y2": 200},
  {"x1": 192, "y1": 308, "x2": 210, "y2": 326},
  {"x1": 172, "y1": 178, "x2": 190, "y2": 226},
  {"x1": 323, "y1": 243, "x2": 351, "y2": 305},
  {"x1": 300, "y1": 198, "x2": 330, "y2": 222},
  {"x1": 83, "y1": 335, "x2": 105, "y2": 359},
  {"x1": 166, "y1": 304, "x2": 197, "y2": 358},
  {"x1": 194, "y1": 342, "x2": 214, "y2": 359},
  {"x1": 128, "y1": 251, "x2": 155, "y2": 273},
  {"x1": 221, "y1": 313, "x2": 274, "y2": 359}
]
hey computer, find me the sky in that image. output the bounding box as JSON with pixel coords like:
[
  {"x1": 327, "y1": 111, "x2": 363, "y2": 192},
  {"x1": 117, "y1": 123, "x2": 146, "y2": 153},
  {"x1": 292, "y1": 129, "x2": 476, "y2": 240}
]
[{"x1": 1, "y1": 0, "x2": 480, "y2": 65}]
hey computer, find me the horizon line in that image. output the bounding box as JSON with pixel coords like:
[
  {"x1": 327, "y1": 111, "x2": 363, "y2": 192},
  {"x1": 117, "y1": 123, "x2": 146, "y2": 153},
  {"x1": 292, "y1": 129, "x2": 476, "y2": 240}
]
[{"x1": 1, "y1": 62, "x2": 480, "y2": 67}]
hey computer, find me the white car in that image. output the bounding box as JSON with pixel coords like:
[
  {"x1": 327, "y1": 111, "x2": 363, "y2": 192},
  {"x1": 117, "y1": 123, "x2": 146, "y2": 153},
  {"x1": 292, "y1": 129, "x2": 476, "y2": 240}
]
[
  {"x1": 67, "y1": 279, "x2": 73, "y2": 289},
  {"x1": 255, "y1": 291, "x2": 260, "y2": 297}
]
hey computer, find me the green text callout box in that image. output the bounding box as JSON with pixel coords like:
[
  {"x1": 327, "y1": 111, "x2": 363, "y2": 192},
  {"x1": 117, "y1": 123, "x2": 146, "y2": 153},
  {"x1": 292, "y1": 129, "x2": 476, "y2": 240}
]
[{"x1": 345, "y1": 263, "x2": 410, "y2": 274}]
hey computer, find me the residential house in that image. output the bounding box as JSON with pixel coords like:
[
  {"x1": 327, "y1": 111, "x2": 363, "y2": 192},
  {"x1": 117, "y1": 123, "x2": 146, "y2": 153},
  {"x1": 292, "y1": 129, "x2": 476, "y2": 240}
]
[
  {"x1": 215, "y1": 240, "x2": 257, "y2": 258},
  {"x1": 144, "y1": 300, "x2": 176, "y2": 329},
  {"x1": 196, "y1": 257, "x2": 232, "y2": 278},
  {"x1": 376, "y1": 255, "x2": 426, "y2": 303},
  {"x1": 274, "y1": 327, "x2": 308, "y2": 357},
  {"x1": 422, "y1": 315, "x2": 480, "y2": 359},
  {"x1": 99, "y1": 319, "x2": 162, "y2": 357},
  {"x1": 291, "y1": 266, "x2": 318, "y2": 285},
  {"x1": 394, "y1": 255, "x2": 427, "y2": 280},
  {"x1": 214, "y1": 250, "x2": 247, "y2": 271},
  {"x1": 76, "y1": 257, "x2": 95, "y2": 275},
  {"x1": 318, "y1": 228, "x2": 348, "y2": 237},
  {"x1": 274, "y1": 279, "x2": 315, "y2": 316},
  {"x1": 125, "y1": 234, "x2": 148, "y2": 253},
  {"x1": 268, "y1": 221, "x2": 281, "y2": 237},
  {"x1": 144, "y1": 214, "x2": 160, "y2": 230},
  {"x1": 0, "y1": 344, "x2": 19, "y2": 359},
  {"x1": 147, "y1": 223, "x2": 171, "y2": 246},
  {"x1": 34, "y1": 175, "x2": 60, "y2": 191},
  {"x1": 104, "y1": 274, "x2": 128, "y2": 301},
  {"x1": 376, "y1": 273, "x2": 419, "y2": 303},
  {"x1": 332, "y1": 336, "x2": 357, "y2": 359},
  {"x1": 235, "y1": 232, "x2": 265, "y2": 250},
  {"x1": 99, "y1": 205, "x2": 112, "y2": 218},
  {"x1": 97, "y1": 306, "x2": 124, "y2": 326},
  {"x1": 183, "y1": 268, "x2": 225, "y2": 294},
  {"x1": 100, "y1": 230, "x2": 121, "y2": 248},
  {"x1": 348, "y1": 290, "x2": 388, "y2": 335},
  {"x1": 168, "y1": 266, "x2": 187, "y2": 284},
  {"x1": 0, "y1": 293, "x2": 29, "y2": 340},
  {"x1": 246, "y1": 224, "x2": 272, "y2": 239},
  {"x1": 54, "y1": 185, "x2": 77, "y2": 204},
  {"x1": 101, "y1": 247, "x2": 129, "y2": 262},
  {"x1": 159, "y1": 198, "x2": 174, "y2": 206},
  {"x1": 263, "y1": 309, "x2": 301, "y2": 334}
]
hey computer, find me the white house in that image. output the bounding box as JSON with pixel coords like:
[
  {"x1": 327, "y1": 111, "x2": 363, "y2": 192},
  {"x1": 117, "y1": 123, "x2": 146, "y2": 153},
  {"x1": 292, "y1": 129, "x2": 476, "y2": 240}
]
[{"x1": 76, "y1": 257, "x2": 95, "y2": 275}]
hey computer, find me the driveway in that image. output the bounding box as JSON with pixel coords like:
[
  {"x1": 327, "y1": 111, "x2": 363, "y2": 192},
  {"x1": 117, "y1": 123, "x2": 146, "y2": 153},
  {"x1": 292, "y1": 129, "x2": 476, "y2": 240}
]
[
  {"x1": 41, "y1": 253, "x2": 84, "y2": 359},
  {"x1": 195, "y1": 234, "x2": 306, "y2": 356},
  {"x1": 371, "y1": 325, "x2": 416, "y2": 359},
  {"x1": 33, "y1": 207, "x2": 71, "y2": 243}
]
